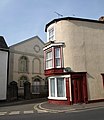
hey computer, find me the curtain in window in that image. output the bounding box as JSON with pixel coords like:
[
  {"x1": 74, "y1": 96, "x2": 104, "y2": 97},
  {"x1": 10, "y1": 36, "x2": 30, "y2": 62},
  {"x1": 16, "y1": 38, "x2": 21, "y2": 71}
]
[
  {"x1": 50, "y1": 78, "x2": 55, "y2": 97},
  {"x1": 57, "y1": 78, "x2": 65, "y2": 97}
]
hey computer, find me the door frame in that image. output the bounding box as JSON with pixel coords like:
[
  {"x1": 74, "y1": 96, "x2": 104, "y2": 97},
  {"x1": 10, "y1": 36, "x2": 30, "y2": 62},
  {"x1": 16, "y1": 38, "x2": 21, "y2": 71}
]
[{"x1": 71, "y1": 72, "x2": 88, "y2": 104}]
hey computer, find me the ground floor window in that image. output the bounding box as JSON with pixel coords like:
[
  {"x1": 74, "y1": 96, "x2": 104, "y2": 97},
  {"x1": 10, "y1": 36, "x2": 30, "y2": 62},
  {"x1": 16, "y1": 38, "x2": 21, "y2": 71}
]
[{"x1": 49, "y1": 77, "x2": 66, "y2": 99}]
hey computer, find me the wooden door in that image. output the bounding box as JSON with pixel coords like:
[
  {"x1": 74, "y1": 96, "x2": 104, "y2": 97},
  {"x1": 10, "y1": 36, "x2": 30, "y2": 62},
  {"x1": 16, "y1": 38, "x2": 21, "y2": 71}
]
[{"x1": 72, "y1": 77, "x2": 84, "y2": 104}]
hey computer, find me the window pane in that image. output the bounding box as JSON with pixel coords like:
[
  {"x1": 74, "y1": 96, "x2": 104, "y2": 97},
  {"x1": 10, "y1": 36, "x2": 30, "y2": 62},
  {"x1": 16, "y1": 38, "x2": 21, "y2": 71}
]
[
  {"x1": 57, "y1": 78, "x2": 65, "y2": 97},
  {"x1": 46, "y1": 51, "x2": 52, "y2": 69},
  {"x1": 50, "y1": 78, "x2": 55, "y2": 97},
  {"x1": 55, "y1": 48, "x2": 60, "y2": 58},
  {"x1": 55, "y1": 48, "x2": 61, "y2": 67},
  {"x1": 19, "y1": 56, "x2": 28, "y2": 72},
  {"x1": 32, "y1": 81, "x2": 40, "y2": 94},
  {"x1": 55, "y1": 58, "x2": 61, "y2": 66},
  {"x1": 46, "y1": 51, "x2": 52, "y2": 60},
  {"x1": 49, "y1": 28, "x2": 54, "y2": 41}
]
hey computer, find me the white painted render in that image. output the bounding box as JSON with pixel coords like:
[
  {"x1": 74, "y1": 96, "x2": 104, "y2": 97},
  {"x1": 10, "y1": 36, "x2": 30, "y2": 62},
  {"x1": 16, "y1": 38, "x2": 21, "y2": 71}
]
[{"x1": 47, "y1": 19, "x2": 104, "y2": 101}]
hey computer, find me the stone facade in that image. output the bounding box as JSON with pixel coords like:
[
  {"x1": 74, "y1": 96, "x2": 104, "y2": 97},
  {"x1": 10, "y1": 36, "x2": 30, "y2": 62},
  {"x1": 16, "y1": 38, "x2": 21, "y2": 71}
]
[{"x1": 9, "y1": 36, "x2": 47, "y2": 98}]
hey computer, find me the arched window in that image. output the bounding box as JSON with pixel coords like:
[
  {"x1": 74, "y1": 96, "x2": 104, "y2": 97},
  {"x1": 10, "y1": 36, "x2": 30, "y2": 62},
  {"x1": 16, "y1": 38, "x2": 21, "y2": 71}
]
[
  {"x1": 32, "y1": 76, "x2": 42, "y2": 94},
  {"x1": 19, "y1": 76, "x2": 28, "y2": 87},
  {"x1": 32, "y1": 58, "x2": 41, "y2": 74},
  {"x1": 19, "y1": 56, "x2": 29, "y2": 73}
]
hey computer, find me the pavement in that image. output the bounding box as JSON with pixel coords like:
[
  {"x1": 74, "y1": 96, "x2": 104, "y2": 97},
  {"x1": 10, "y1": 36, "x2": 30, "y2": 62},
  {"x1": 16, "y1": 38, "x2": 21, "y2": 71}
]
[
  {"x1": 0, "y1": 98, "x2": 104, "y2": 113},
  {"x1": 34, "y1": 100, "x2": 104, "y2": 113},
  {"x1": 0, "y1": 98, "x2": 47, "y2": 107}
]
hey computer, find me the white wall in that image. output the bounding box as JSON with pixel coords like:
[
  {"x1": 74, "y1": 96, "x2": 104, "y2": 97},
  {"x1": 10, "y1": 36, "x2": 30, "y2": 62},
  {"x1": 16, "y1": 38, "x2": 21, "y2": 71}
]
[{"x1": 0, "y1": 51, "x2": 8, "y2": 100}]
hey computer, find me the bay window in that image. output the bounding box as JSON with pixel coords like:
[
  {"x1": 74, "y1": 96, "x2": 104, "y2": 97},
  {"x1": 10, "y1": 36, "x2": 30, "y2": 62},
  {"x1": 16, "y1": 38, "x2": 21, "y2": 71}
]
[
  {"x1": 45, "y1": 46, "x2": 62, "y2": 69},
  {"x1": 49, "y1": 77, "x2": 66, "y2": 99}
]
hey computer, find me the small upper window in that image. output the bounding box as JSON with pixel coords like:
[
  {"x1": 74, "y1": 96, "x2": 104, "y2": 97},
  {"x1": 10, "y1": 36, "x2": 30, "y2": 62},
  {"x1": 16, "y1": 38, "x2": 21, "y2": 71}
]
[{"x1": 48, "y1": 27, "x2": 54, "y2": 41}]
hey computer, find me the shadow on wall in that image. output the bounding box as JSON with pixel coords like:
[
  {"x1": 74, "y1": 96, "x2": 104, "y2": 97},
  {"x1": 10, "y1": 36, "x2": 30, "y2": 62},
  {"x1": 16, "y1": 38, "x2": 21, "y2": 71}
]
[{"x1": 87, "y1": 73, "x2": 95, "y2": 79}]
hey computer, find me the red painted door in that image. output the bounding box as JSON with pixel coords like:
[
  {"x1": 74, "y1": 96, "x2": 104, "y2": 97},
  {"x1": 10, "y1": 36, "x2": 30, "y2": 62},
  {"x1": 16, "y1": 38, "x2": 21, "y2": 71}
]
[{"x1": 72, "y1": 78, "x2": 84, "y2": 104}]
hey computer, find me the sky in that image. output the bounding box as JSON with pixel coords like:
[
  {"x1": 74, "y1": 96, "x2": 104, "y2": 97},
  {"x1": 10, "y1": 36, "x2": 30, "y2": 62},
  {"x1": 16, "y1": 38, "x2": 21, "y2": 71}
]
[{"x1": 0, "y1": 0, "x2": 104, "y2": 46}]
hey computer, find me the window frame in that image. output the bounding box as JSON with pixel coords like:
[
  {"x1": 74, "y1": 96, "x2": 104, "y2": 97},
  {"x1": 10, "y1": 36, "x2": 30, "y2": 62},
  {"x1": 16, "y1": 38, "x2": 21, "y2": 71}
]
[
  {"x1": 48, "y1": 76, "x2": 67, "y2": 100},
  {"x1": 44, "y1": 46, "x2": 63, "y2": 70},
  {"x1": 18, "y1": 56, "x2": 29, "y2": 73},
  {"x1": 54, "y1": 47, "x2": 61, "y2": 68},
  {"x1": 32, "y1": 81, "x2": 40, "y2": 94},
  {"x1": 45, "y1": 49, "x2": 53, "y2": 69},
  {"x1": 47, "y1": 27, "x2": 55, "y2": 41}
]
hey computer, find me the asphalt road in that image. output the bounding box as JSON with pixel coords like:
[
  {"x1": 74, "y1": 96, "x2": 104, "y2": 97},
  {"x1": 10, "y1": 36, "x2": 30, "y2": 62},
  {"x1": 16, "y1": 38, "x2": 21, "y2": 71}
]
[{"x1": 0, "y1": 106, "x2": 104, "y2": 120}]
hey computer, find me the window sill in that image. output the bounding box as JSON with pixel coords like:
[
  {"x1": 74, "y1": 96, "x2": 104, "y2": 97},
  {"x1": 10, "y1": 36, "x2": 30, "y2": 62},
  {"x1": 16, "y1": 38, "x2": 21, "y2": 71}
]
[{"x1": 48, "y1": 97, "x2": 67, "y2": 100}]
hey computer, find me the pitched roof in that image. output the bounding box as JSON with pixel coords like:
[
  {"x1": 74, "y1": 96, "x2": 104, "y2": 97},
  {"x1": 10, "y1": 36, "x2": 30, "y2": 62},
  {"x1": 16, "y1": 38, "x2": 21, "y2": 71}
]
[
  {"x1": 45, "y1": 17, "x2": 104, "y2": 32},
  {"x1": 10, "y1": 36, "x2": 44, "y2": 47},
  {"x1": 0, "y1": 36, "x2": 9, "y2": 50}
]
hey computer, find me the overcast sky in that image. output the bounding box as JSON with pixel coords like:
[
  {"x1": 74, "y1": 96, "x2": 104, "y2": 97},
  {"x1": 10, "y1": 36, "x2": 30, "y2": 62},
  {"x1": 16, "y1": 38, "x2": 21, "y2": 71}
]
[{"x1": 0, "y1": 0, "x2": 104, "y2": 46}]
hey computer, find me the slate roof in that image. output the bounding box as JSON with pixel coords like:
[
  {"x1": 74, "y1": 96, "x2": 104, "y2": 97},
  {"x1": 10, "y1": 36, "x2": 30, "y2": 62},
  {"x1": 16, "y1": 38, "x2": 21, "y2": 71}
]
[
  {"x1": 0, "y1": 36, "x2": 9, "y2": 50},
  {"x1": 45, "y1": 16, "x2": 104, "y2": 32}
]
